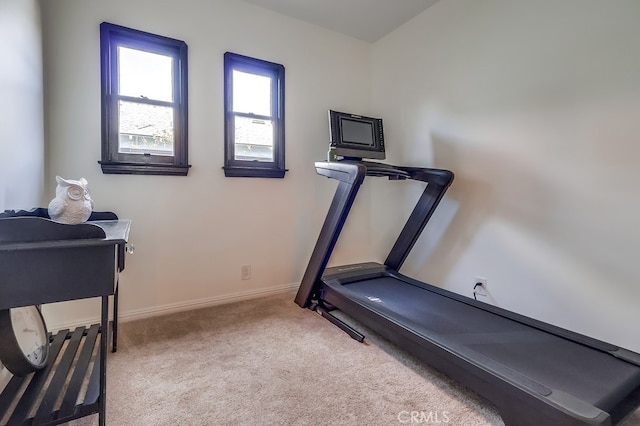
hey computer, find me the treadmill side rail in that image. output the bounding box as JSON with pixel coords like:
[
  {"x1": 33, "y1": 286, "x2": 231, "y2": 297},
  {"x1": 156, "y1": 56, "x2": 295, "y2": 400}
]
[{"x1": 611, "y1": 348, "x2": 640, "y2": 367}]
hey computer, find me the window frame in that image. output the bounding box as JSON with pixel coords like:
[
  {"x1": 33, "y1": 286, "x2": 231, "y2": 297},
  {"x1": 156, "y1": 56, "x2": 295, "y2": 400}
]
[
  {"x1": 223, "y1": 52, "x2": 286, "y2": 178},
  {"x1": 99, "y1": 22, "x2": 190, "y2": 176}
]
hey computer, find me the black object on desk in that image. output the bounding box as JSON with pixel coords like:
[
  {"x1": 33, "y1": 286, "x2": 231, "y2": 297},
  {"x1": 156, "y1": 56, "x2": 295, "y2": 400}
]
[{"x1": 0, "y1": 211, "x2": 130, "y2": 426}]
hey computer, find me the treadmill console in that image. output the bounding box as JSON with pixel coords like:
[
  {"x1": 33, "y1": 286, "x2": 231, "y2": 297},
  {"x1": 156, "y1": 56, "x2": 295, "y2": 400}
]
[{"x1": 328, "y1": 110, "x2": 385, "y2": 161}]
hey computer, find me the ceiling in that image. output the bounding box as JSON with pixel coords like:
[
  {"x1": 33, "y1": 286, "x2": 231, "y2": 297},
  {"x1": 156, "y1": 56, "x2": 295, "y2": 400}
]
[{"x1": 242, "y1": 0, "x2": 440, "y2": 43}]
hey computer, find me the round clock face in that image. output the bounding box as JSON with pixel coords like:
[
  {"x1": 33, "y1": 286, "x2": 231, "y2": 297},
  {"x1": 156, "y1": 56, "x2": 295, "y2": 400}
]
[{"x1": 0, "y1": 306, "x2": 50, "y2": 376}]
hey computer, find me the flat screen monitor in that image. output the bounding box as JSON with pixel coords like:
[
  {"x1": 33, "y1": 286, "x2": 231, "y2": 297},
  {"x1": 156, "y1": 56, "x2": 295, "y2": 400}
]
[{"x1": 328, "y1": 110, "x2": 385, "y2": 160}]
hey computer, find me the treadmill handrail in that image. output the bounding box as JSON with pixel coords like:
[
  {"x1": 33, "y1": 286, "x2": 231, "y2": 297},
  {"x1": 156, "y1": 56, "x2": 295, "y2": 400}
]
[
  {"x1": 315, "y1": 161, "x2": 366, "y2": 184},
  {"x1": 314, "y1": 160, "x2": 453, "y2": 184},
  {"x1": 294, "y1": 162, "x2": 366, "y2": 308},
  {"x1": 295, "y1": 160, "x2": 454, "y2": 308},
  {"x1": 384, "y1": 168, "x2": 454, "y2": 270}
]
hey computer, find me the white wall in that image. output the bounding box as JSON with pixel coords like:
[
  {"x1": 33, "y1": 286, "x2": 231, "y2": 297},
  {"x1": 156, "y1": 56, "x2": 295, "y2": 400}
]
[
  {"x1": 371, "y1": 0, "x2": 640, "y2": 352},
  {"x1": 0, "y1": 0, "x2": 44, "y2": 211},
  {"x1": 39, "y1": 0, "x2": 374, "y2": 327},
  {"x1": 0, "y1": 0, "x2": 45, "y2": 394},
  {"x1": 36, "y1": 0, "x2": 640, "y2": 355}
]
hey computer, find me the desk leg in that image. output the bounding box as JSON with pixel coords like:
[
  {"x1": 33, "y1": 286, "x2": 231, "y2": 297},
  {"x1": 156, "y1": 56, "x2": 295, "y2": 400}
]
[
  {"x1": 112, "y1": 281, "x2": 119, "y2": 353},
  {"x1": 100, "y1": 295, "x2": 108, "y2": 426}
]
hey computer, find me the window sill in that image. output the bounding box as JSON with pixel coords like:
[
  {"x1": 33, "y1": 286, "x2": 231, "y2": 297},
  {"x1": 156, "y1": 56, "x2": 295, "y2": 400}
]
[
  {"x1": 99, "y1": 161, "x2": 191, "y2": 176},
  {"x1": 222, "y1": 166, "x2": 287, "y2": 178}
]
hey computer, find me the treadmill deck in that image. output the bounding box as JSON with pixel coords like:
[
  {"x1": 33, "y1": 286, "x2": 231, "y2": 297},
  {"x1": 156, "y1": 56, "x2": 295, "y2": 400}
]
[{"x1": 323, "y1": 275, "x2": 640, "y2": 413}]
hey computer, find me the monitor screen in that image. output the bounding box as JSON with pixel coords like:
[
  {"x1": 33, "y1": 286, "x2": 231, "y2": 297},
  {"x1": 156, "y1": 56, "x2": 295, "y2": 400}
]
[{"x1": 341, "y1": 119, "x2": 374, "y2": 146}]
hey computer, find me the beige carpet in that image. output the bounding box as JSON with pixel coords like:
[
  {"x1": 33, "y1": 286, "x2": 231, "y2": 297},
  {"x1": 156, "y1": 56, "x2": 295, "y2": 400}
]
[{"x1": 68, "y1": 291, "x2": 639, "y2": 426}]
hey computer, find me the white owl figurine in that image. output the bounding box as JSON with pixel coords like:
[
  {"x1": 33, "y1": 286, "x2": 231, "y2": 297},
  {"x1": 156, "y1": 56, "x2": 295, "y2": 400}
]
[{"x1": 48, "y1": 176, "x2": 94, "y2": 224}]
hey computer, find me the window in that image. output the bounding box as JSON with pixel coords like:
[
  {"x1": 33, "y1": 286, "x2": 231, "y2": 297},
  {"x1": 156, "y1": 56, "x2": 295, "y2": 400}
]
[
  {"x1": 223, "y1": 52, "x2": 286, "y2": 178},
  {"x1": 99, "y1": 22, "x2": 190, "y2": 176}
]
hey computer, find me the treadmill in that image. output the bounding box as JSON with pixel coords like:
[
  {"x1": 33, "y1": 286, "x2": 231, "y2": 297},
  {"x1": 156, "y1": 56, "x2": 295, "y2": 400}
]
[{"x1": 294, "y1": 160, "x2": 640, "y2": 425}]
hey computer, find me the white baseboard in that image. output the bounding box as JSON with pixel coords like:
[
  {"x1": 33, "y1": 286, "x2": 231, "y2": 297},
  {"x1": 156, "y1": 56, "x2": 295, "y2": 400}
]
[{"x1": 48, "y1": 283, "x2": 300, "y2": 332}]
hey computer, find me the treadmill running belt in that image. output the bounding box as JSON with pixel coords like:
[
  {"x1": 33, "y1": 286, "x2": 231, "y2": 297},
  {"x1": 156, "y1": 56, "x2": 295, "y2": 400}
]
[{"x1": 327, "y1": 276, "x2": 640, "y2": 412}]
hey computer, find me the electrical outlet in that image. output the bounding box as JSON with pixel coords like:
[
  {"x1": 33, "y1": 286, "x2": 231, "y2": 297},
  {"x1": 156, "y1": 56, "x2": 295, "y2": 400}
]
[
  {"x1": 241, "y1": 264, "x2": 251, "y2": 280},
  {"x1": 474, "y1": 276, "x2": 487, "y2": 297}
]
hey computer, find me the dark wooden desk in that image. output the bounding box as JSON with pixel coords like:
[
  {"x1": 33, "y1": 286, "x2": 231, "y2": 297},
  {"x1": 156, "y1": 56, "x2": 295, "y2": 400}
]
[{"x1": 0, "y1": 217, "x2": 131, "y2": 426}]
